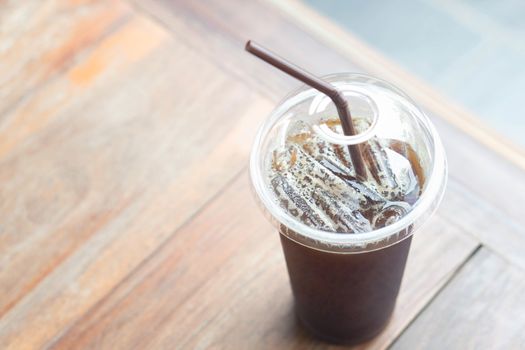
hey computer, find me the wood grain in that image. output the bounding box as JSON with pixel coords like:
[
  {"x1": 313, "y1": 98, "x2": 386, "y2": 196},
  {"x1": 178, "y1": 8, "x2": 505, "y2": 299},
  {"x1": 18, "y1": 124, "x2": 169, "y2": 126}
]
[
  {"x1": 0, "y1": 0, "x2": 130, "y2": 120},
  {"x1": 391, "y1": 248, "x2": 525, "y2": 349},
  {"x1": 48, "y1": 174, "x2": 478, "y2": 350},
  {"x1": 131, "y1": 0, "x2": 360, "y2": 100},
  {"x1": 0, "y1": 5, "x2": 271, "y2": 349},
  {"x1": 439, "y1": 180, "x2": 525, "y2": 271},
  {"x1": 0, "y1": 0, "x2": 523, "y2": 348}
]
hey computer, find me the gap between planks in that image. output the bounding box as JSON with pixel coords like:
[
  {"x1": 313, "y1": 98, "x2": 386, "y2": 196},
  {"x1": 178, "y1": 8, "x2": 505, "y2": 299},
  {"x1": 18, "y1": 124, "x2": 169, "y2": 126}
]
[
  {"x1": 44, "y1": 167, "x2": 247, "y2": 349},
  {"x1": 387, "y1": 243, "x2": 483, "y2": 349}
]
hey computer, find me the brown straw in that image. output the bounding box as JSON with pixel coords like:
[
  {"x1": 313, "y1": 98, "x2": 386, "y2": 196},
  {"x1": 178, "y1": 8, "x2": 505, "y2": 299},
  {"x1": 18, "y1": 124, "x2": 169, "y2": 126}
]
[{"x1": 245, "y1": 40, "x2": 367, "y2": 180}]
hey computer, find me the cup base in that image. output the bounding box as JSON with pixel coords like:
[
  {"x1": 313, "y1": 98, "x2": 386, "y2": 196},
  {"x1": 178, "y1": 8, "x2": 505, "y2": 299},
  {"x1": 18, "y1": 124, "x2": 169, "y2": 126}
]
[{"x1": 296, "y1": 308, "x2": 393, "y2": 345}]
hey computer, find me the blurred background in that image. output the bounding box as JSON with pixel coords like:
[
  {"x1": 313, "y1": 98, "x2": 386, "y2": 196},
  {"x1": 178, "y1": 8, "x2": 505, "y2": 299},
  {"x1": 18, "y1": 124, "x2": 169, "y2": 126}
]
[{"x1": 306, "y1": 0, "x2": 525, "y2": 145}]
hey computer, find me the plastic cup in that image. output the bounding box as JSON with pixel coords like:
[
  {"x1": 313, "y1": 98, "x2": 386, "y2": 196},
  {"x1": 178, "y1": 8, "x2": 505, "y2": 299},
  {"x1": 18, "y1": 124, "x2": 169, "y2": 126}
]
[{"x1": 250, "y1": 73, "x2": 447, "y2": 344}]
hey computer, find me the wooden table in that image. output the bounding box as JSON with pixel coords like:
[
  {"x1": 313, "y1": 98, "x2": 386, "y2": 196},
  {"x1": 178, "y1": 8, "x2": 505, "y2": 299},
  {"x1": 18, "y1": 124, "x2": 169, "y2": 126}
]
[{"x1": 2, "y1": 0, "x2": 525, "y2": 348}]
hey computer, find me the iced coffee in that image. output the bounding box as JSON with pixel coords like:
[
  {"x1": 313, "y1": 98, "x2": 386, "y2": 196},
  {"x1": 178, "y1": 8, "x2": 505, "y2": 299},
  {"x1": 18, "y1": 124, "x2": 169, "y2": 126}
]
[{"x1": 250, "y1": 73, "x2": 447, "y2": 344}]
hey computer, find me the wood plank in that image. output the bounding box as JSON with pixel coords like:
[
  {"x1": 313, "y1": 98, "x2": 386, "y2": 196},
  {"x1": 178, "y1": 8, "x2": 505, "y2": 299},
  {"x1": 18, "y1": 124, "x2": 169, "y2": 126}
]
[
  {"x1": 0, "y1": 0, "x2": 130, "y2": 121},
  {"x1": 431, "y1": 114, "x2": 525, "y2": 232},
  {"x1": 0, "y1": 0, "x2": 520, "y2": 348},
  {"x1": 391, "y1": 248, "x2": 525, "y2": 349},
  {"x1": 0, "y1": 13, "x2": 154, "y2": 160},
  {"x1": 439, "y1": 180, "x2": 525, "y2": 271},
  {"x1": 0, "y1": 8, "x2": 272, "y2": 349},
  {"x1": 132, "y1": 0, "x2": 361, "y2": 99},
  {"x1": 48, "y1": 174, "x2": 479, "y2": 350},
  {"x1": 0, "y1": 13, "x2": 173, "y2": 317},
  {"x1": 134, "y1": 0, "x2": 525, "y2": 259}
]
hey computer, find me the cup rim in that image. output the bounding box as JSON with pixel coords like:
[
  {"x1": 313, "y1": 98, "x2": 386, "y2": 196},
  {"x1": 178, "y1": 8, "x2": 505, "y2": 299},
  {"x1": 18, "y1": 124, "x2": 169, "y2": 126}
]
[{"x1": 250, "y1": 73, "x2": 447, "y2": 248}]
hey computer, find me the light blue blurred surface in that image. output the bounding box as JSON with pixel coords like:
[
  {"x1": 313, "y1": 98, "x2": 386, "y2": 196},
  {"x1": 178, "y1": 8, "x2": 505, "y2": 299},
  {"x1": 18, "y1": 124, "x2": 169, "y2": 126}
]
[{"x1": 304, "y1": 0, "x2": 525, "y2": 146}]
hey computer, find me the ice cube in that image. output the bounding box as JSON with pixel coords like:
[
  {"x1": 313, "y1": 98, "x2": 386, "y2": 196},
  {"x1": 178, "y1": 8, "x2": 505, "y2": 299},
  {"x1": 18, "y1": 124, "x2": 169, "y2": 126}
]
[
  {"x1": 271, "y1": 174, "x2": 332, "y2": 231},
  {"x1": 312, "y1": 187, "x2": 372, "y2": 233},
  {"x1": 372, "y1": 202, "x2": 411, "y2": 229},
  {"x1": 362, "y1": 139, "x2": 398, "y2": 190}
]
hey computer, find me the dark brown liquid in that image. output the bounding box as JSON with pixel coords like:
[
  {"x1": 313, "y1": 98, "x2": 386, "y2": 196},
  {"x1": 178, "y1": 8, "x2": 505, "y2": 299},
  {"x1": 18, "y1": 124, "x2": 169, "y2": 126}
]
[{"x1": 280, "y1": 232, "x2": 412, "y2": 344}]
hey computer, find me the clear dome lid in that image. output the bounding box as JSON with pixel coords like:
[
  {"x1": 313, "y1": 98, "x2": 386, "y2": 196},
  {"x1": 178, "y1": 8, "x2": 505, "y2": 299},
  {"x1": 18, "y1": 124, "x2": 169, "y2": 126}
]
[{"x1": 250, "y1": 73, "x2": 447, "y2": 252}]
